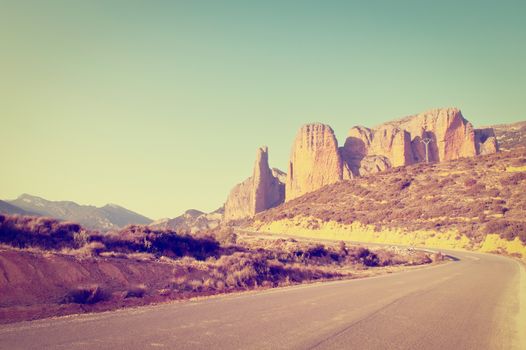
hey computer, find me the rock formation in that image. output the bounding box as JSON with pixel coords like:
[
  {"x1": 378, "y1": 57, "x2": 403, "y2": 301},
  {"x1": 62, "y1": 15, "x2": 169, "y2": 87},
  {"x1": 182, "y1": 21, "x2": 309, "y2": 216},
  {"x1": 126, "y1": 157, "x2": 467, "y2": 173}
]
[
  {"x1": 224, "y1": 107, "x2": 499, "y2": 217},
  {"x1": 340, "y1": 125, "x2": 413, "y2": 176},
  {"x1": 285, "y1": 123, "x2": 351, "y2": 201},
  {"x1": 341, "y1": 108, "x2": 497, "y2": 176},
  {"x1": 271, "y1": 168, "x2": 287, "y2": 183},
  {"x1": 387, "y1": 108, "x2": 477, "y2": 162},
  {"x1": 475, "y1": 128, "x2": 499, "y2": 155},
  {"x1": 224, "y1": 147, "x2": 285, "y2": 221},
  {"x1": 150, "y1": 207, "x2": 223, "y2": 233}
]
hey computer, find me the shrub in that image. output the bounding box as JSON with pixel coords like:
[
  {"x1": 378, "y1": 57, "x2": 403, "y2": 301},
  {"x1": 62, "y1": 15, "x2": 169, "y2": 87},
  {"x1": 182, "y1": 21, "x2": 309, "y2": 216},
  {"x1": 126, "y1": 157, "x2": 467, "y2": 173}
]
[
  {"x1": 188, "y1": 279, "x2": 204, "y2": 292},
  {"x1": 500, "y1": 172, "x2": 526, "y2": 186},
  {"x1": 101, "y1": 225, "x2": 221, "y2": 260},
  {"x1": 0, "y1": 215, "x2": 80, "y2": 250},
  {"x1": 64, "y1": 285, "x2": 108, "y2": 304},
  {"x1": 485, "y1": 220, "x2": 526, "y2": 242},
  {"x1": 125, "y1": 284, "x2": 147, "y2": 298},
  {"x1": 464, "y1": 178, "x2": 477, "y2": 187},
  {"x1": 73, "y1": 241, "x2": 106, "y2": 256},
  {"x1": 350, "y1": 247, "x2": 380, "y2": 267}
]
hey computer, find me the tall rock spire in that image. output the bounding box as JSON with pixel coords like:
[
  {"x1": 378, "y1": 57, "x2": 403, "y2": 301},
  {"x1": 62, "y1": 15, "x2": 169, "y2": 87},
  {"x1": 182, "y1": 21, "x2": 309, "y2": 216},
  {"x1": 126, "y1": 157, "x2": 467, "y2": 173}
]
[{"x1": 224, "y1": 147, "x2": 285, "y2": 222}]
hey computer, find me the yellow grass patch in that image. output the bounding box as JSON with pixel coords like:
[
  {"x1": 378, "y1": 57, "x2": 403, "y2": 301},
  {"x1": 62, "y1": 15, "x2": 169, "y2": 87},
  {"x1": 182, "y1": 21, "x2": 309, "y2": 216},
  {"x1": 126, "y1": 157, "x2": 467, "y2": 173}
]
[
  {"x1": 479, "y1": 234, "x2": 526, "y2": 259},
  {"x1": 506, "y1": 165, "x2": 526, "y2": 172},
  {"x1": 253, "y1": 217, "x2": 526, "y2": 261},
  {"x1": 253, "y1": 216, "x2": 473, "y2": 251}
]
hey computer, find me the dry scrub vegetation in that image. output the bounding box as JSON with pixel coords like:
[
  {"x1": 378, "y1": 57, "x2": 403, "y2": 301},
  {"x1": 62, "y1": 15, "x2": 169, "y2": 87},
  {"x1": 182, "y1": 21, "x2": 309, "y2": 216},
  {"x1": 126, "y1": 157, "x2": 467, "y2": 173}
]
[
  {"x1": 0, "y1": 214, "x2": 439, "y2": 323},
  {"x1": 257, "y1": 148, "x2": 526, "y2": 244}
]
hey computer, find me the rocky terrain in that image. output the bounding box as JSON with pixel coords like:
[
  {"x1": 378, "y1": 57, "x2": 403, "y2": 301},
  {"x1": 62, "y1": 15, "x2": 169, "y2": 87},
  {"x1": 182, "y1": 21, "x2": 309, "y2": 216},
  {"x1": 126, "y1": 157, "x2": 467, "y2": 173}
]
[
  {"x1": 341, "y1": 108, "x2": 498, "y2": 177},
  {"x1": 254, "y1": 147, "x2": 526, "y2": 259},
  {"x1": 491, "y1": 120, "x2": 526, "y2": 151},
  {"x1": 223, "y1": 107, "x2": 499, "y2": 221},
  {"x1": 3, "y1": 108, "x2": 505, "y2": 229},
  {"x1": 2, "y1": 194, "x2": 152, "y2": 231},
  {"x1": 150, "y1": 207, "x2": 223, "y2": 233},
  {"x1": 224, "y1": 147, "x2": 285, "y2": 221}
]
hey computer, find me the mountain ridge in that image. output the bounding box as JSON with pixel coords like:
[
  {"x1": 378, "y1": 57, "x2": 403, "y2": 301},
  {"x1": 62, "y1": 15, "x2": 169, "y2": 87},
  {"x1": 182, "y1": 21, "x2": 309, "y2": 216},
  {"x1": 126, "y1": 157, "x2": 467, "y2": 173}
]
[{"x1": 3, "y1": 194, "x2": 152, "y2": 231}]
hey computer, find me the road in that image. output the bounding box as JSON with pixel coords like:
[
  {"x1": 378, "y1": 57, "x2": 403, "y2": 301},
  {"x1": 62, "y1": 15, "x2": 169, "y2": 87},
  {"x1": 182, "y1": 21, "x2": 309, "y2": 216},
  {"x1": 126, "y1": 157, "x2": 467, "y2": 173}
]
[{"x1": 0, "y1": 249, "x2": 524, "y2": 350}]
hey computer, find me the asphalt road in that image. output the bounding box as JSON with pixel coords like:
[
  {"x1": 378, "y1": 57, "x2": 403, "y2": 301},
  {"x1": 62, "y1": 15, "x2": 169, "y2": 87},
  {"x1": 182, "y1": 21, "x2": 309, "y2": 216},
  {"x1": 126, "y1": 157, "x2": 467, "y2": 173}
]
[{"x1": 0, "y1": 249, "x2": 524, "y2": 350}]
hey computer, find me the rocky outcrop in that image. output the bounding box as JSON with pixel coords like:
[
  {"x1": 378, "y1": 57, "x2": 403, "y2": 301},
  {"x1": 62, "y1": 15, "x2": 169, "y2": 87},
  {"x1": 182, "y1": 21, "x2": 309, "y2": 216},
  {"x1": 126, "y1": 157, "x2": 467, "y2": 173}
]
[
  {"x1": 341, "y1": 125, "x2": 413, "y2": 176},
  {"x1": 475, "y1": 128, "x2": 499, "y2": 155},
  {"x1": 150, "y1": 207, "x2": 223, "y2": 234},
  {"x1": 286, "y1": 124, "x2": 349, "y2": 201},
  {"x1": 489, "y1": 121, "x2": 526, "y2": 151},
  {"x1": 224, "y1": 108, "x2": 499, "y2": 216},
  {"x1": 224, "y1": 147, "x2": 285, "y2": 221},
  {"x1": 271, "y1": 168, "x2": 287, "y2": 183},
  {"x1": 387, "y1": 108, "x2": 477, "y2": 162},
  {"x1": 341, "y1": 108, "x2": 497, "y2": 176}
]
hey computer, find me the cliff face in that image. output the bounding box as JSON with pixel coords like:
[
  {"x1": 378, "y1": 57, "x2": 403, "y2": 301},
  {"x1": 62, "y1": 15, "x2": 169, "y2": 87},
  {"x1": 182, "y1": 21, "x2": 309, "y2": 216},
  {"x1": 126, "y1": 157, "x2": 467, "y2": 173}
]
[
  {"x1": 341, "y1": 125, "x2": 413, "y2": 176},
  {"x1": 389, "y1": 108, "x2": 477, "y2": 162},
  {"x1": 224, "y1": 147, "x2": 285, "y2": 221},
  {"x1": 224, "y1": 107, "x2": 499, "y2": 218},
  {"x1": 341, "y1": 108, "x2": 497, "y2": 176},
  {"x1": 285, "y1": 124, "x2": 348, "y2": 201}
]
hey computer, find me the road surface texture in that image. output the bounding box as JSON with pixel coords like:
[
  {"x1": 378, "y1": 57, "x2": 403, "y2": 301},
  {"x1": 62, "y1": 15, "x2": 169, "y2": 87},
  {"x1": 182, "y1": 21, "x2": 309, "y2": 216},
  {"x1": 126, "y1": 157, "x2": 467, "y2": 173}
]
[{"x1": 0, "y1": 249, "x2": 524, "y2": 350}]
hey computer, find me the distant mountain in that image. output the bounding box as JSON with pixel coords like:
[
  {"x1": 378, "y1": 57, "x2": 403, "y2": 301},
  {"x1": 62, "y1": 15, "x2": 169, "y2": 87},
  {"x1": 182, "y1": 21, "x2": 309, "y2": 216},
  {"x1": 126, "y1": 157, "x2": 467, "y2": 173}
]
[
  {"x1": 490, "y1": 121, "x2": 526, "y2": 151},
  {"x1": 98, "y1": 203, "x2": 153, "y2": 228},
  {"x1": 4, "y1": 194, "x2": 152, "y2": 231},
  {"x1": 150, "y1": 207, "x2": 223, "y2": 234},
  {"x1": 0, "y1": 200, "x2": 36, "y2": 216}
]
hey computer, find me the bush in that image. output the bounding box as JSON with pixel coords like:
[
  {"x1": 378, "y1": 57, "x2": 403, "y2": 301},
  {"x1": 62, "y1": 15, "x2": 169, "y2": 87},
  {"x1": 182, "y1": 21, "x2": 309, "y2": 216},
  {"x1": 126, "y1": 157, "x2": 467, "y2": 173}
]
[
  {"x1": 64, "y1": 285, "x2": 108, "y2": 304},
  {"x1": 99, "y1": 225, "x2": 221, "y2": 260},
  {"x1": 350, "y1": 247, "x2": 380, "y2": 267},
  {"x1": 464, "y1": 178, "x2": 477, "y2": 187},
  {"x1": 500, "y1": 172, "x2": 526, "y2": 186},
  {"x1": 125, "y1": 284, "x2": 147, "y2": 298},
  {"x1": 485, "y1": 220, "x2": 526, "y2": 242},
  {"x1": 0, "y1": 215, "x2": 80, "y2": 250}
]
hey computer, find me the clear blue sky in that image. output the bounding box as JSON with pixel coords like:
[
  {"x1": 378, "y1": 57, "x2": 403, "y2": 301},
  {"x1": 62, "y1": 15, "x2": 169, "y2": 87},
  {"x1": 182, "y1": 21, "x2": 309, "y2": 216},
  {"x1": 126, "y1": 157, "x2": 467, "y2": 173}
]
[{"x1": 1, "y1": 0, "x2": 525, "y2": 219}]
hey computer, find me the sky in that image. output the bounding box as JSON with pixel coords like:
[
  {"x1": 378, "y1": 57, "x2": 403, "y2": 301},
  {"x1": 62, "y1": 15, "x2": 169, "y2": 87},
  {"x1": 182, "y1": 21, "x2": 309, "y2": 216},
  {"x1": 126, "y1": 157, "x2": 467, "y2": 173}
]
[{"x1": 1, "y1": 0, "x2": 525, "y2": 219}]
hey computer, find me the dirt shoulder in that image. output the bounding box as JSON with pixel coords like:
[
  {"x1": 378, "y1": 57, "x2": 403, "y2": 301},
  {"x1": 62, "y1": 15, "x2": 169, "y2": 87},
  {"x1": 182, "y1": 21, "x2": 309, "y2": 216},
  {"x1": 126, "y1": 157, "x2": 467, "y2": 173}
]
[{"x1": 0, "y1": 235, "x2": 444, "y2": 324}]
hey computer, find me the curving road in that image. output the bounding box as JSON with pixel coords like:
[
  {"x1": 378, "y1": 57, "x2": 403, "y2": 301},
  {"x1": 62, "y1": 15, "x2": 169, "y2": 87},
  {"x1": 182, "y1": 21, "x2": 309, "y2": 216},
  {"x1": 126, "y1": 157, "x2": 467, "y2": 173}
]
[{"x1": 0, "y1": 249, "x2": 524, "y2": 350}]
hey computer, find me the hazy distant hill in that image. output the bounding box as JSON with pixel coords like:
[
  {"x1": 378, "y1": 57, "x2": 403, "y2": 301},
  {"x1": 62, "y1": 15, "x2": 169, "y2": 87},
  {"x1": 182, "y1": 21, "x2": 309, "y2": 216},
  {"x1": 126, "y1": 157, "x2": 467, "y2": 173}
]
[
  {"x1": 4, "y1": 194, "x2": 152, "y2": 231},
  {"x1": 150, "y1": 207, "x2": 223, "y2": 234},
  {"x1": 0, "y1": 200, "x2": 36, "y2": 216},
  {"x1": 490, "y1": 121, "x2": 526, "y2": 151}
]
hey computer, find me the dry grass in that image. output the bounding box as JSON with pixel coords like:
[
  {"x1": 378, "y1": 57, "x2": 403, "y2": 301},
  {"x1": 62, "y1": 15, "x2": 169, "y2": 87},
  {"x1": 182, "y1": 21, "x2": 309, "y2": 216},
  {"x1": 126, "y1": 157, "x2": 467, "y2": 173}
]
[{"x1": 0, "y1": 212, "x2": 441, "y2": 323}]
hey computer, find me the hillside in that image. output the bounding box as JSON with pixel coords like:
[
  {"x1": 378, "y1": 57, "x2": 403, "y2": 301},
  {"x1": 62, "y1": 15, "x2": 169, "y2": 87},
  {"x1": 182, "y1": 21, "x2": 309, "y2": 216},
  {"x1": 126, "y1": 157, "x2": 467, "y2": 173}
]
[
  {"x1": 222, "y1": 108, "x2": 500, "y2": 223},
  {"x1": 150, "y1": 207, "x2": 223, "y2": 233},
  {"x1": 491, "y1": 121, "x2": 526, "y2": 151},
  {"x1": 254, "y1": 148, "x2": 526, "y2": 258},
  {"x1": 5, "y1": 194, "x2": 152, "y2": 231},
  {"x1": 0, "y1": 200, "x2": 35, "y2": 216}
]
